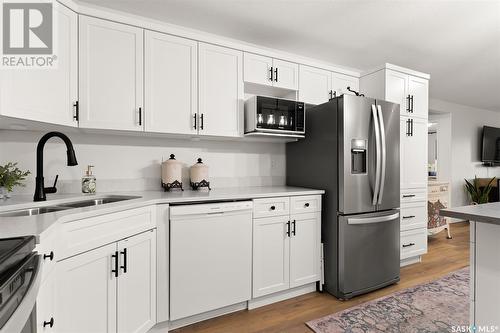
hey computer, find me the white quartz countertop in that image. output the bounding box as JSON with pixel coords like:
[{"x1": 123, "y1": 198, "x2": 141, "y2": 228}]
[
  {"x1": 0, "y1": 186, "x2": 324, "y2": 240},
  {"x1": 441, "y1": 202, "x2": 500, "y2": 225}
]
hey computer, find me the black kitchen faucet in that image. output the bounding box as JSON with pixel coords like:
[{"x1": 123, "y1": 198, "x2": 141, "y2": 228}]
[{"x1": 33, "y1": 132, "x2": 78, "y2": 202}]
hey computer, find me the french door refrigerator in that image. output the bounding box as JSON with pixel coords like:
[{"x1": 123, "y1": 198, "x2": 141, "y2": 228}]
[{"x1": 287, "y1": 94, "x2": 400, "y2": 299}]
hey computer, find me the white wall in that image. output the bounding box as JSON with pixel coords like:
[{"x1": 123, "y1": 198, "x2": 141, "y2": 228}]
[
  {"x1": 0, "y1": 130, "x2": 286, "y2": 194},
  {"x1": 430, "y1": 99, "x2": 500, "y2": 207}
]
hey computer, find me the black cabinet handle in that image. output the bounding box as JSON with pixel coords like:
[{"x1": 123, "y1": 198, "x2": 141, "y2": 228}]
[
  {"x1": 270, "y1": 205, "x2": 276, "y2": 211},
  {"x1": 410, "y1": 95, "x2": 414, "y2": 113},
  {"x1": 269, "y1": 67, "x2": 273, "y2": 81},
  {"x1": 292, "y1": 220, "x2": 296, "y2": 236},
  {"x1": 304, "y1": 203, "x2": 310, "y2": 208},
  {"x1": 402, "y1": 215, "x2": 416, "y2": 219},
  {"x1": 200, "y1": 114, "x2": 204, "y2": 130},
  {"x1": 402, "y1": 243, "x2": 415, "y2": 248},
  {"x1": 43, "y1": 317, "x2": 54, "y2": 328},
  {"x1": 286, "y1": 221, "x2": 290, "y2": 237},
  {"x1": 43, "y1": 251, "x2": 54, "y2": 261},
  {"x1": 120, "y1": 248, "x2": 127, "y2": 273},
  {"x1": 406, "y1": 119, "x2": 411, "y2": 136},
  {"x1": 193, "y1": 114, "x2": 197, "y2": 130},
  {"x1": 402, "y1": 194, "x2": 416, "y2": 198},
  {"x1": 274, "y1": 67, "x2": 278, "y2": 82},
  {"x1": 410, "y1": 119, "x2": 414, "y2": 136},
  {"x1": 73, "y1": 101, "x2": 79, "y2": 121},
  {"x1": 406, "y1": 95, "x2": 411, "y2": 112},
  {"x1": 138, "y1": 107, "x2": 142, "y2": 126},
  {"x1": 111, "y1": 251, "x2": 119, "y2": 277}
]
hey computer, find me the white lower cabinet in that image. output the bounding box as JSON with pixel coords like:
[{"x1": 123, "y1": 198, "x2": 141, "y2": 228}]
[
  {"x1": 36, "y1": 268, "x2": 57, "y2": 332},
  {"x1": 252, "y1": 197, "x2": 321, "y2": 298},
  {"x1": 54, "y1": 230, "x2": 156, "y2": 333}
]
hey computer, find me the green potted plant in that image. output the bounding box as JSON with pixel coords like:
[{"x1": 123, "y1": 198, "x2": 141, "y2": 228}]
[
  {"x1": 0, "y1": 162, "x2": 30, "y2": 199},
  {"x1": 464, "y1": 176, "x2": 496, "y2": 204}
]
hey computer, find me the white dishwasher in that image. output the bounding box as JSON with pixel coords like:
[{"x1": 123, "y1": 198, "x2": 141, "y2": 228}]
[{"x1": 169, "y1": 201, "x2": 253, "y2": 320}]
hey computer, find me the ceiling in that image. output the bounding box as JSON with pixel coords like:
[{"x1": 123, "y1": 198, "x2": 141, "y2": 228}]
[{"x1": 79, "y1": 0, "x2": 500, "y2": 111}]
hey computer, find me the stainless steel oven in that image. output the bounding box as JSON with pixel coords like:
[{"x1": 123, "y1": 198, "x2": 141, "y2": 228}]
[{"x1": 244, "y1": 96, "x2": 305, "y2": 137}]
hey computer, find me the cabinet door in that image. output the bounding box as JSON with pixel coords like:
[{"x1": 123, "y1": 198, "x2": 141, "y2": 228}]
[
  {"x1": 473, "y1": 222, "x2": 500, "y2": 327},
  {"x1": 253, "y1": 216, "x2": 290, "y2": 297},
  {"x1": 273, "y1": 59, "x2": 299, "y2": 90},
  {"x1": 198, "y1": 43, "x2": 243, "y2": 137},
  {"x1": 117, "y1": 230, "x2": 157, "y2": 333},
  {"x1": 243, "y1": 53, "x2": 273, "y2": 86},
  {"x1": 298, "y1": 65, "x2": 331, "y2": 105},
  {"x1": 36, "y1": 268, "x2": 57, "y2": 333},
  {"x1": 408, "y1": 75, "x2": 429, "y2": 119},
  {"x1": 79, "y1": 16, "x2": 143, "y2": 131},
  {"x1": 386, "y1": 70, "x2": 409, "y2": 116},
  {"x1": 0, "y1": 3, "x2": 77, "y2": 126},
  {"x1": 56, "y1": 243, "x2": 117, "y2": 333},
  {"x1": 144, "y1": 31, "x2": 197, "y2": 134},
  {"x1": 401, "y1": 117, "x2": 428, "y2": 189},
  {"x1": 289, "y1": 212, "x2": 321, "y2": 288},
  {"x1": 332, "y1": 72, "x2": 359, "y2": 97}
]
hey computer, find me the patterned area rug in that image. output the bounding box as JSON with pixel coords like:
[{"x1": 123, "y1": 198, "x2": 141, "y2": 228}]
[{"x1": 307, "y1": 268, "x2": 469, "y2": 333}]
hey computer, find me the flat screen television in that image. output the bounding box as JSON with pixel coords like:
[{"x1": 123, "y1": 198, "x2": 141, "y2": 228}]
[{"x1": 482, "y1": 126, "x2": 500, "y2": 165}]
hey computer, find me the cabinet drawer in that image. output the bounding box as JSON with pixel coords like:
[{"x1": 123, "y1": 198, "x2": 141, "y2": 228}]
[
  {"x1": 400, "y1": 228, "x2": 427, "y2": 260},
  {"x1": 59, "y1": 206, "x2": 156, "y2": 259},
  {"x1": 290, "y1": 195, "x2": 321, "y2": 214},
  {"x1": 400, "y1": 202, "x2": 427, "y2": 231},
  {"x1": 253, "y1": 197, "x2": 289, "y2": 218},
  {"x1": 401, "y1": 188, "x2": 427, "y2": 203},
  {"x1": 35, "y1": 226, "x2": 59, "y2": 283}
]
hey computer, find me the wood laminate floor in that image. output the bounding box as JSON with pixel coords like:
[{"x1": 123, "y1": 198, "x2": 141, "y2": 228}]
[{"x1": 173, "y1": 222, "x2": 470, "y2": 333}]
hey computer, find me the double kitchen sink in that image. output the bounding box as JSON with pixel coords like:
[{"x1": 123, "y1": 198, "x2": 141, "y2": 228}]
[{"x1": 0, "y1": 195, "x2": 141, "y2": 217}]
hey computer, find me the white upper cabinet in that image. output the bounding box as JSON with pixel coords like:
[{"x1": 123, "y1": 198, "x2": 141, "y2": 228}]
[
  {"x1": 79, "y1": 16, "x2": 144, "y2": 131},
  {"x1": 244, "y1": 53, "x2": 274, "y2": 86},
  {"x1": 144, "y1": 31, "x2": 197, "y2": 135},
  {"x1": 273, "y1": 59, "x2": 299, "y2": 90},
  {"x1": 0, "y1": 3, "x2": 77, "y2": 126},
  {"x1": 243, "y1": 52, "x2": 298, "y2": 90},
  {"x1": 332, "y1": 72, "x2": 359, "y2": 97},
  {"x1": 298, "y1": 65, "x2": 331, "y2": 105},
  {"x1": 385, "y1": 70, "x2": 408, "y2": 113},
  {"x1": 408, "y1": 75, "x2": 429, "y2": 119},
  {"x1": 198, "y1": 43, "x2": 243, "y2": 137}
]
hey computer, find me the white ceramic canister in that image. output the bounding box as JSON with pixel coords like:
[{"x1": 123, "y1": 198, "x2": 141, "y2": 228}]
[
  {"x1": 190, "y1": 158, "x2": 209, "y2": 184},
  {"x1": 162, "y1": 154, "x2": 182, "y2": 184}
]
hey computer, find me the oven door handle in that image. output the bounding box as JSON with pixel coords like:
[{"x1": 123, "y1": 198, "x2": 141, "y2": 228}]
[{"x1": 1, "y1": 254, "x2": 42, "y2": 333}]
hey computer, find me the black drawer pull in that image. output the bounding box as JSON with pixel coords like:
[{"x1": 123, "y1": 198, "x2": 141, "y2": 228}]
[
  {"x1": 270, "y1": 205, "x2": 276, "y2": 211},
  {"x1": 43, "y1": 317, "x2": 54, "y2": 328},
  {"x1": 402, "y1": 243, "x2": 415, "y2": 248},
  {"x1": 286, "y1": 221, "x2": 291, "y2": 237},
  {"x1": 120, "y1": 248, "x2": 127, "y2": 273},
  {"x1": 43, "y1": 251, "x2": 54, "y2": 261},
  {"x1": 402, "y1": 194, "x2": 416, "y2": 198},
  {"x1": 304, "y1": 203, "x2": 310, "y2": 207},
  {"x1": 292, "y1": 220, "x2": 296, "y2": 236},
  {"x1": 402, "y1": 215, "x2": 416, "y2": 219},
  {"x1": 111, "y1": 251, "x2": 119, "y2": 277}
]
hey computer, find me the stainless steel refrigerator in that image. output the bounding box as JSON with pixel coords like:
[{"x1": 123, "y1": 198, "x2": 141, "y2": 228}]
[{"x1": 287, "y1": 94, "x2": 400, "y2": 299}]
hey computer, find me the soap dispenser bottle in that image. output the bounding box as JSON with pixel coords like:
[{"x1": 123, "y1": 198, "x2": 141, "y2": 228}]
[{"x1": 82, "y1": 165, "x2": 96, "y2": 194}]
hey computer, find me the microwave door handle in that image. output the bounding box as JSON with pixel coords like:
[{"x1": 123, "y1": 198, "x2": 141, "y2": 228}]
[
  {"x1": 371, "y1": 104, "x2": 381, "y2": 206},
  {"x1": 376, "y1": 104, "x2": 386, "y2": 205}
]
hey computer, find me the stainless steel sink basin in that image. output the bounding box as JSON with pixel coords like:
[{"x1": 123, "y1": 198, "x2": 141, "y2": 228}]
[
  {"x1": 57, "y1": 195, "x2": 141, "y2": 208},
  {"x1": 0, "y1": 206, "x2": 70, "y2": 217},
  {"x1": 0, "y1": 195, "x2": 141, "y2": 218}
]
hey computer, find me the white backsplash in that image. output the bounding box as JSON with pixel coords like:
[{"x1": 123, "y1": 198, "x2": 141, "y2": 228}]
[{"x1": 0, "y1": 130, "x2": 286, "y2": 195}]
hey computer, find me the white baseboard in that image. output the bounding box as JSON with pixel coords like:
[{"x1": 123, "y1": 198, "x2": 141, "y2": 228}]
[
  {"x1": 247, "y1": 282, "x2": 317, "y2": 310},
  {"x1": 400, "y1": 256, "x2": 422, "y2": 267}
]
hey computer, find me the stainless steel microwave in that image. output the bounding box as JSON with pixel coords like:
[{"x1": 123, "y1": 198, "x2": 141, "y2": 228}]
[{"x1": 244, "y1": 96, "x2": 305, "y2": 137}]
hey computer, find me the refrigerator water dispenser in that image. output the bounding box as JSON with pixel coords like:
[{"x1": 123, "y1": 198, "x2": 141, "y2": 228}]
[{"x1": 351, "y1": 139, "x2": 367, "y2": 174}]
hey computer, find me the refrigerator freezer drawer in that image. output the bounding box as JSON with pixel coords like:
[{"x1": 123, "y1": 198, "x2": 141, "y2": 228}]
[{"x1": 338, "y1": 210, "x2": 400, "y2": 299}]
